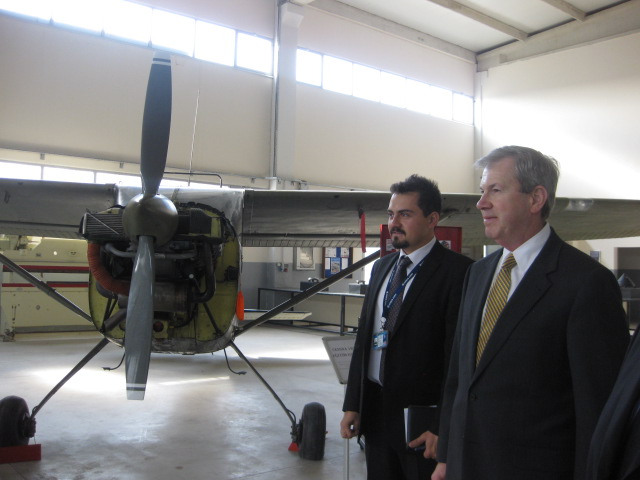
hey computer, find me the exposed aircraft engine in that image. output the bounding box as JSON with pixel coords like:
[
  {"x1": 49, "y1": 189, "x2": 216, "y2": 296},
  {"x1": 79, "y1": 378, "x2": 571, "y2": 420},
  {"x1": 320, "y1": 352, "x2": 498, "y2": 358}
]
[{"x1": 81, "y1": 203, "x2": 241, "y2": 355}]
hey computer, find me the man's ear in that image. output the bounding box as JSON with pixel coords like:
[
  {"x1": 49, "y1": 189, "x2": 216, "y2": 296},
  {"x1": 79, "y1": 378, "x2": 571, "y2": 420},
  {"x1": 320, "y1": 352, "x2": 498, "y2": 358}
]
[
  {"x1": 530, "y1": 186, "x2": 548, "y2": 214},
  {"x1": 429, "y1": 211, "x2": 440, "y2": 227}
]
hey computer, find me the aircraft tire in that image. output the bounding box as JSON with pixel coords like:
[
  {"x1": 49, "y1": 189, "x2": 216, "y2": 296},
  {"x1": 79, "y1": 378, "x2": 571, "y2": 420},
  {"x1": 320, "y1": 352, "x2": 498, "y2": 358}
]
[
  {"x1": 0, "y1": 396, "x2": 33, "y2": 447},
  {"x1": 298, "y1": 402, "x2": 326, "y2": 461}
]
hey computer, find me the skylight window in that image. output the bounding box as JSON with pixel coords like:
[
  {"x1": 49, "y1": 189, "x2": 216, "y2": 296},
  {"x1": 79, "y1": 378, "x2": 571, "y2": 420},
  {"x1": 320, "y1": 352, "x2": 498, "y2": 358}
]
[
  {"x1": 236, "y1": 32, "x2": 273, "y2": 74},
  {"x1": 104, "y1": 0, "x2": 151, "y2": 45},
  {"x1": 353, "y1": 64, "x2": 380, "y2": 102},
  {"x1": 52, "y1": 0, "x2": 104, "y2": 34},
  {"x1": 380, "y1": 72, "x2": 406, "y2": 109},
  {"x1": 323, "y1": 56, "x2": 352, "y2": 96},
  {"x1": 195, "y1": 21, "x2": 236, "y2": 66},
  {"x1": 0, "y1": 161, "x2": 41, "y2": 180},
  {"x1": 405, "y1": 79, "x2": 431, "y2": 115},
  {"x1": 43, "y1": 166, "x2": 95, "y2": 183},
  {"x1": 0, "y1": 0, "x2": 53, "y2": 22},
  {"x1": 453, "y1": 93, "x2": 473, "y2": 124},
  {"x1": 151, "y1": 8, "x2": 195, "y2": 57},
  {"x1": 430, "y1": 86, "x2": 453, "y2": 120},
  {"x1": 296, "y1": 48, "x2": 473, "y2": 125},
  {"x1": 296, "y1": 49, "x2": 322, "y2": 87},
  {"x1": 0, "y1": 1, "x2": 474, "y2": 126},
  {"x1": 96, "y1": 172, "x2": 140, "y2": 186}
]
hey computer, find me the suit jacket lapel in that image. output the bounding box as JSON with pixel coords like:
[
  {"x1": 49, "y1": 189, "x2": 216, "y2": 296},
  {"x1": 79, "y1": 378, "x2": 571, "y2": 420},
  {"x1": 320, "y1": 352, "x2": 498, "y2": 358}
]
[
  {"x1": 365, "y1": 252, "x2": 397, "y2": 336},
  {"x1": 473, "y1": 231, "x2": 561, "y2": 377}
]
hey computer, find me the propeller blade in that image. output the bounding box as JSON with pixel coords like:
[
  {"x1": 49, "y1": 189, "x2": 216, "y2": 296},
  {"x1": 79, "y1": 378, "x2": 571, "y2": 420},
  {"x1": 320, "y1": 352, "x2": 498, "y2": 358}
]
[
  {"x1": 124, "y1": 235, "x2": 155, "y2": 400},
  {"x1": 141, "y1": 53, "x2": 172, "y2": 199}
]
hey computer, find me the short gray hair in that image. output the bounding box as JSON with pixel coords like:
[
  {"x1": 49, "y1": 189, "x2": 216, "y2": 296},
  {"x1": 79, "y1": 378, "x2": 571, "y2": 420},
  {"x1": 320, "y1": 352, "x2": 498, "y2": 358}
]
[{"x1": 475, "y1": 146, "x2": 560, "y2": 220}]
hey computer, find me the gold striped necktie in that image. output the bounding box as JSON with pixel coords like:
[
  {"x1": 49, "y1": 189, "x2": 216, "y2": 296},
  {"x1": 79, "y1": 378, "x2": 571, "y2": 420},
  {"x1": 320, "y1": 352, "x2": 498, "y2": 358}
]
[{"x1": 476, "y1": 253, "x2": 517, "y2": 365}]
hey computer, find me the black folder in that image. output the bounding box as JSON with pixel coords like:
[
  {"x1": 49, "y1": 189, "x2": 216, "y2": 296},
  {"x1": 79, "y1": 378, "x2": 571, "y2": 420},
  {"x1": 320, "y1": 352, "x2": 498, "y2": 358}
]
[{"x1": 404, "y1": 405, "x2": 437, "y2": 451}]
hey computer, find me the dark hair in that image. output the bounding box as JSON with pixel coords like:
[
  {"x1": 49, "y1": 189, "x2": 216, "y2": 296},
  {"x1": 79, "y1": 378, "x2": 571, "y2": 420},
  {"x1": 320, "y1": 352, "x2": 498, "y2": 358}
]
[
  {"x1": 475, "y1": 146, "x2": 559, "y2": 220},
  {"x1": 389, "y1": 174, "x2": 442, "y2": 216}
]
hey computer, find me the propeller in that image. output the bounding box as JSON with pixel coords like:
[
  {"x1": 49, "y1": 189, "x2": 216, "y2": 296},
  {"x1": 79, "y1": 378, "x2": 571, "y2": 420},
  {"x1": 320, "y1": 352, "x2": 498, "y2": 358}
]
[{"x1": 121, "y1": 53, "x2": 178, "y2": 400}]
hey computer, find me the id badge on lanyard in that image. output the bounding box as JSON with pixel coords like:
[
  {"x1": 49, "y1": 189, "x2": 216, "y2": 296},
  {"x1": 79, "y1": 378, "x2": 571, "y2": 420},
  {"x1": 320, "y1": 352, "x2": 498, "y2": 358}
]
[
  {"x1": 373, "y1": 328, "x2": 388, "y2": 350},
  {"x1": 372, "y1": 256, "x2": 425, "y2": 350}
]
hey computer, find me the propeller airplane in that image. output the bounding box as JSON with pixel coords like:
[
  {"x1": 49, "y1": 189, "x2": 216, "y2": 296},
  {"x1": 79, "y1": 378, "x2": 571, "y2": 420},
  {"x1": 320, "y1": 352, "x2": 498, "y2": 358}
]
[{"x1": 1, "y1": 52, "x2": 640, "y2": 461}]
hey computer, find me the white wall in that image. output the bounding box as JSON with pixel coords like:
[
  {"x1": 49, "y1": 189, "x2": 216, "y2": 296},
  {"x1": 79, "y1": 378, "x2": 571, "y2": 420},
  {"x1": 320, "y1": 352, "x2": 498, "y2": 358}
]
[
  {"x1": 0, "y1": 4, "x2": 477, "y2": 191},
  {"x1": 478, "y1": 33, "x2": 640, "y2": 200},
  {"x1": 478, "y1": 32, "x2": 640, "y2": 268}
]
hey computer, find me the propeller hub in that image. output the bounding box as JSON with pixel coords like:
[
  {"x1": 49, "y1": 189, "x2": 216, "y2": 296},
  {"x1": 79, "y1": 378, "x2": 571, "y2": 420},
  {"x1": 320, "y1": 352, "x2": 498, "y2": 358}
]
[{"x1": 122, "y1": 193, "x2": 178, "y2": 246}]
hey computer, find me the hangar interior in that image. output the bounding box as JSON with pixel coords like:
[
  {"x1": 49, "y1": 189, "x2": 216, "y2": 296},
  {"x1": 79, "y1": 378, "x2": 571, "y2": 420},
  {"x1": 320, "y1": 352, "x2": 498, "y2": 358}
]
[{"x1": 1, "y1": 0, "x2": 640, "y2": 478}]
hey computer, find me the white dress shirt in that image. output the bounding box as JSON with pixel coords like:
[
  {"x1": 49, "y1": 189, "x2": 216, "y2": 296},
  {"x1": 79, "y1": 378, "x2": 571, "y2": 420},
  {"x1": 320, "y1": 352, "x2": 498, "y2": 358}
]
[{"x1": 368, "y1": 236, "x2": 437, "y2": 384}]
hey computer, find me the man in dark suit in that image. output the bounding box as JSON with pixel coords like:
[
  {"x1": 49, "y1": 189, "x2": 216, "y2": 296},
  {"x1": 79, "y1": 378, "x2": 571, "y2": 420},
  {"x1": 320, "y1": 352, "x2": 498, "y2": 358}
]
[
  {"x1": 340, "y1": 174, "x2": 473, "y2": 480},
  {"x1": 587, "y1": 328, "x2": 640, "y2": 480},
  {"x1": 433, "y1": 146, "x2": 629, "y2": 480}
]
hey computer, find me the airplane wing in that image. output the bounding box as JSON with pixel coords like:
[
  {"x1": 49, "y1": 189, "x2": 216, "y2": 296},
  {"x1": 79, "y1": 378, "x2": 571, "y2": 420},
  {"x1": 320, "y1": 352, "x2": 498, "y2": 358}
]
[
  {"x1": 240, "y1": 189, "x2": 640, "y2": 247},
  {"x1": 1, "y1": 179, "x2": 640, "y2": 247},
  {"x1": 0, "y1": 179, "x2": 116, "y2": 238},
  {"x1": 241, "y1": 189, "x2": 390, "y2": 247}
]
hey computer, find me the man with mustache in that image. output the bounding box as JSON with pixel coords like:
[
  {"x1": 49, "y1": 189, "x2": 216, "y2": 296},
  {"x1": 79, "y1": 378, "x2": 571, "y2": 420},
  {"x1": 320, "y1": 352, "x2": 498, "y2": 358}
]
[{"x1": 340, "y1": 174, "x2": 473, "y2": 479}]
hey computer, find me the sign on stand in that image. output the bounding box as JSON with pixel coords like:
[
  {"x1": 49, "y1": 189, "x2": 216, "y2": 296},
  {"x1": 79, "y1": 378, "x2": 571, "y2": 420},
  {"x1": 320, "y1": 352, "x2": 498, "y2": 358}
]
[{"x1": 323, "y1": 335, "x2": 357, "y2": 480}]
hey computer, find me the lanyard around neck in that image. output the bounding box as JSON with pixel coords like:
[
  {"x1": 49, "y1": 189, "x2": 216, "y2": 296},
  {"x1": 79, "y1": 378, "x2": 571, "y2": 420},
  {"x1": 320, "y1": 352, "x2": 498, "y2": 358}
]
[{"x1": 382, "y1": 255, "x2": 426, "y2": 319}]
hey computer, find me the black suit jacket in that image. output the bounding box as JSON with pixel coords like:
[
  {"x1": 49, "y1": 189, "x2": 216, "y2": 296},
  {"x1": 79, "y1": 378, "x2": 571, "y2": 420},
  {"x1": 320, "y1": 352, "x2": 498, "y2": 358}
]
[
  {"x1": 343, "y1": 240, "x2": 473, "y2": 448},
  {"x1": 438, "y1": 229, "x2": 629, "y2": 480},
  {"x1": 587, "y1": 328, "x2": 640, "y2": 480}
]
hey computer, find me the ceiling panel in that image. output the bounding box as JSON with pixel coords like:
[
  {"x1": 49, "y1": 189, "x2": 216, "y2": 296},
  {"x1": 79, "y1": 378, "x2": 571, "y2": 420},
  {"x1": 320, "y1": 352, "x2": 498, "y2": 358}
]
[{"x1": 304, "y1": 0, "x2": 635, "y2": 57}]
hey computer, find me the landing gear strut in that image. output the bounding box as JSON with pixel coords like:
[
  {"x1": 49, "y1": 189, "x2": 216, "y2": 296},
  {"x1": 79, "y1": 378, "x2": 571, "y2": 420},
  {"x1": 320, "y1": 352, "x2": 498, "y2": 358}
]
[{"x1": 228, "y1": 341, "x2": 326, "y2": 460}]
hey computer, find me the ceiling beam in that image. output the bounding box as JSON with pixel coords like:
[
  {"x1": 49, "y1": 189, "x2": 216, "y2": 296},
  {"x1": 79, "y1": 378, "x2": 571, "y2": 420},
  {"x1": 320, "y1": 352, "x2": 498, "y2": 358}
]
[
  {"x1": 305, "y1": 0, "x2": 476, "y2": 63},
  {"x1": 425, "y1": 0, "x2": 529, "y2": 41},
  {"x1": 538, "y1": 0, "x2": 587, "y2": 21},
  {"x1": 477, "y1": 0, "x2": 640, "y2": 71}
]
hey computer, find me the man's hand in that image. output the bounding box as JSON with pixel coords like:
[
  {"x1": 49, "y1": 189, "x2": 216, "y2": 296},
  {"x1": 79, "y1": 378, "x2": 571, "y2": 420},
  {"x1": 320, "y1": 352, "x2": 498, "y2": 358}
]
[
  {"x1": 432, "y1": 462, "x2": 446, "y2": 480},
  {"x1": 407, "y1": 430, "x2": 438, "y2": 459},
  {"x1": 340, "y1": 411, "x2": 360, "y2": 439}
]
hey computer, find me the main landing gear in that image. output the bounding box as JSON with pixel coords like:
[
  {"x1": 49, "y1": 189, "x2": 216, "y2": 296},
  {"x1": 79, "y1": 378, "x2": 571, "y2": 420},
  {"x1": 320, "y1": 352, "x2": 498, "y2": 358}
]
[{"x1": 227, "y1": 341, "x2": 326, "y2": 460}]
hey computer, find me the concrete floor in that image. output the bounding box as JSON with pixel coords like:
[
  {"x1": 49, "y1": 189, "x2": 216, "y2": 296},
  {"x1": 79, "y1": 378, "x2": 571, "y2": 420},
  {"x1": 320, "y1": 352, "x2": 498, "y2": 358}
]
[{"x1": 0, "y1": 325, "x2": 367, "y2": 480}]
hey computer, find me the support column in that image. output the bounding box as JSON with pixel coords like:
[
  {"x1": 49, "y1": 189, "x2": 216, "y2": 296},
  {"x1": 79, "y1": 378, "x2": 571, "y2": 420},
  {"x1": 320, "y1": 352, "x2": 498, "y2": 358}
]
[{"x1": 270, "y1": 1, "x2": 304, "y2": 188}]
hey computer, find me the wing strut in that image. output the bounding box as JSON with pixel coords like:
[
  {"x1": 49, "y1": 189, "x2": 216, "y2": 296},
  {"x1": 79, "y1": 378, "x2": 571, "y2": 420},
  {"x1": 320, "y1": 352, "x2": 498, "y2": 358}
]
[
  {"x1": 238, "y1": 249, "x2": 380, "y2": 334},
  {"x1": 0, "y1": 253, "x2": 93, "y2": 324}
]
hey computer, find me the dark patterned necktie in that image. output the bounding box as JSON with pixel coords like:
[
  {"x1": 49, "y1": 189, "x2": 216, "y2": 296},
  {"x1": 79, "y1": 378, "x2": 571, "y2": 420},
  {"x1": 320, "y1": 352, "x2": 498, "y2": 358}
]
[
  {"x1": 385, "y1": 255, "x2": 413, "y2": 333},
  {"x1": 380, "y1": 255, "x2": 412, "y2": 384}
]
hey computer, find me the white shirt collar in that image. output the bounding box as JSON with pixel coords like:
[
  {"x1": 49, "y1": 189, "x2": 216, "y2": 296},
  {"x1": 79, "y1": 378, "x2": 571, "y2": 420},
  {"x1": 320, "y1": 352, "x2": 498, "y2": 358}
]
[
  {"x1": 500, "y1": 223, "x2": 551, "y2": 274},
  {"x1": 400, "y1": 236, "x2": 436, "y2": 268}
]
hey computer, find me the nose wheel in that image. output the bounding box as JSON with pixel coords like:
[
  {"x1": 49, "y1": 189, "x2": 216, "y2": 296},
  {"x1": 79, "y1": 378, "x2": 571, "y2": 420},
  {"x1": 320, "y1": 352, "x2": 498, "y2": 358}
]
[
  {"x1": 295, "y1": 402, "x2": 326, "y2": 461},
  {"x1": 0, "y1": 396, "x2": 36, "y2": 447}
]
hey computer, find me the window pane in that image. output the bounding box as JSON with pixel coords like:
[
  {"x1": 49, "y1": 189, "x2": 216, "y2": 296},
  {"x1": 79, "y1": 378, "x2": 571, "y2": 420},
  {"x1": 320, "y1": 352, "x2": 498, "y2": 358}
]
[
  {"x1": 104, "y1": 0, "x2": 151, "y2": 45},
  {"x1": 195, "y1": 21, "x2": 235, "y2": 66},
  {"x1": 96, "y1": 172, "x2": 141, "y2": 186},
  {"x1": 406, "y1": 79, "x2": 431, "y2": 115},
  {"x1": 430, "y1": 86, "x2": 453, "y2": 120},
  {"x1": 161, "y1": 178, "x2": 201, "y2": 188},
  {"x1": 380, "y1": 72, "x2": 406, "y2": 108},
  {"x1": 43, "y1": 166, "x2": 94, "y2": 183},
  {"x1": 353, "y1": 64, "x2": 380, "y2": 102},
  {"x1": 187, "y1": 181, "x2": 228, "y2": 189},
  {"x1": 322, "y1": 56, "x2": 352, "y2": 95},
  {"x1": 453, "y1": 93, "x2": 473, "y2": 124},
  {"x1": 53, "y1": 0, "x2": 104, "y2": 34},
  {"x1": 0, "y1": 161, "x2": 41, "y2": 180},
  {"x1": 151, "y1": 9, "x2": 195, "y2": 56},
  {"x1": 236, "y1": 32, "x2": 273, "y2": 74},
  {"x1": 0, "y1": 0, "x2": 52, "y2": 21},
  {"x1": 296, "y1": 49, "x2": 322, "y2": 86}
]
